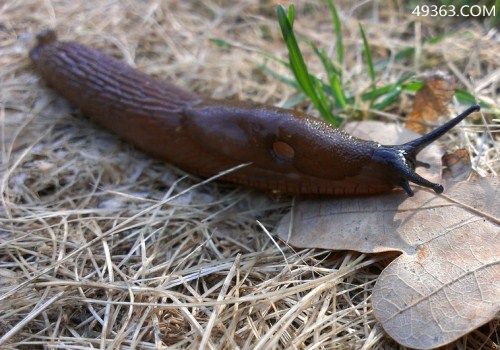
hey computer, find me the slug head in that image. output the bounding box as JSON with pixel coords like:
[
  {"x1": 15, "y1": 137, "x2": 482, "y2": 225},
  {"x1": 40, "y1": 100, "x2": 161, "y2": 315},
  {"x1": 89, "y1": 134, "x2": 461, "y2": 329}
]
[{"x1": 373, "y1": 105, "x2": 480, "y2": 196}]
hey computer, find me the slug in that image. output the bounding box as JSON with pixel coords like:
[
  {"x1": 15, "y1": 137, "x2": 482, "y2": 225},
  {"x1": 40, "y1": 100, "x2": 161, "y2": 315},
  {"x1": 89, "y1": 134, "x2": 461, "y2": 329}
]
[{"x1": 29, "y1": 30, "x2": 479, "y2": 196}]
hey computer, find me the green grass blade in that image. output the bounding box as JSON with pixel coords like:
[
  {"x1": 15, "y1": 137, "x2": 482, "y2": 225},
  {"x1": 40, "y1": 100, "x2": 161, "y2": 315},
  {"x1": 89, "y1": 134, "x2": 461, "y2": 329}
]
[
  {"x1": 361, "y1": 85, "x2": 394, "y2": 101},
  {"x1": 401, "y1": 80, "x2": 424, "y2": 92},
  {"x1": 373, "y1": 86, "x2": 402, "y2": 110},
  {"x1": 395, "y1": 47, "x2": 415, "y2": 61},
  {"x1": 312, "y1": 77, "x2": 343, "y2": 122},
  {"x1": 325, "y1": 0, "x2": 344, "y2": 65},
  {"x1": 454, "y1": 89, "x2": 491, "y2": 108},
  {"x1": 329, "y1": 73, "x2": 347, "y2": 109},
  {"x1": 277, "y1": 5, "x2": 340, "y2": 125},
  {"x1": 359, "y1": 23, "x2": 375, "y2": 84},
  {"x1": 310, "y1": 43, "x2": 346, "y2": 108},
  {"x1": 209, "y1": 38, "x2": 232, "y2": 49},
  {"x1": 310, "y1": 43, "x2": 340, "y2": 76},
  {"x1": 313, "y1": 78, "x2": 334, "y2": 113},
  {"x1": 210, "y1": 37, "x2": 291, "y2": 67},
  {"x1": 276, "y1": 6, "x2": 316, "y2": 98},
  {"x1": 287, "y1": 4, "x2": 295, "y2": 25},
  {"x1": 256, "y1": 63, "x2": 300, "y2": 89}
]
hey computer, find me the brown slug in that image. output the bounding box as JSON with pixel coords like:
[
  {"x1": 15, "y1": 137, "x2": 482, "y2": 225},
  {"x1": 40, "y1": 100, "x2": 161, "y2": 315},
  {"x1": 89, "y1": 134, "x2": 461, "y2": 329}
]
[{"x1": 29, "y1": 30, "x2": 480, "y2": 196}]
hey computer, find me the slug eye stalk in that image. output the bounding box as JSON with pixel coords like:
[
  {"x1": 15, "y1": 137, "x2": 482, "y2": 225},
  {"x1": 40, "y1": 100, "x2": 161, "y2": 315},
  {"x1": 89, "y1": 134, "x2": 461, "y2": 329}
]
[
  {"x1": 402, "y1": 105, "x2": 480, "y2": 156},
  {"x1": 376, "y1": 105, "x2": 480, "y2": 196}
]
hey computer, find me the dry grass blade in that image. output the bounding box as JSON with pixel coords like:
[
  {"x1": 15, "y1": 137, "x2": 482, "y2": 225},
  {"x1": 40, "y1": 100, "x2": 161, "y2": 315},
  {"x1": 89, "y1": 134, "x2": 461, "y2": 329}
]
[
  {"x1": 0, "y1": 291, "x2": 65, "y2": 345},
  {"x1": 199, "y1": 254, "x2": 240, "y2": 349}
]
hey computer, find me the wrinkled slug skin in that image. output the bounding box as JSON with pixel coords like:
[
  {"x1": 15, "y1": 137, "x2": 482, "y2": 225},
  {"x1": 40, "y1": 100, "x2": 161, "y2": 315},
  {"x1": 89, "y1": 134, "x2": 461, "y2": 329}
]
[{"x1": 31, "y1": 35, "x2": 396, "y2": 195}]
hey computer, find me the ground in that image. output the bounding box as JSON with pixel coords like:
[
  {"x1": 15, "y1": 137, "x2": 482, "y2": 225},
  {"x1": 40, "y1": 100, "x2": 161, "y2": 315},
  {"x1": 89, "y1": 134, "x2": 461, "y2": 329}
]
[{"x1": 0, "y1": 0, "x2": 498, "y2": 348}]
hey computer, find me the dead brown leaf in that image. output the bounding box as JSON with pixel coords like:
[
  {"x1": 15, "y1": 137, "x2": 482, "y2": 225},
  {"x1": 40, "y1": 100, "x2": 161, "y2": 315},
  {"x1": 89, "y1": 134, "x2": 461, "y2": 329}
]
[
  {"x1": 276, "y1": 121, "x2": 500, "y2": 349},
  {"x1": 372, "y1": 175, "x2": 499, "y2": 349},
  {"x1": 406, "y1": 71, "x2": 456, "y2": 133}
]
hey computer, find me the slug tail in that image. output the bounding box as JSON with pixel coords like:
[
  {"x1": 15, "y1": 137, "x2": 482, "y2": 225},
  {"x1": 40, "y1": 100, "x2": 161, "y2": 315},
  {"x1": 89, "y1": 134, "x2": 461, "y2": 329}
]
[
  {"x1": 30, "y1": 29, "x2": 57, "y2": 62},
  {"x1": 36, "y1": 29, "x2": 57, "y2": 45}
]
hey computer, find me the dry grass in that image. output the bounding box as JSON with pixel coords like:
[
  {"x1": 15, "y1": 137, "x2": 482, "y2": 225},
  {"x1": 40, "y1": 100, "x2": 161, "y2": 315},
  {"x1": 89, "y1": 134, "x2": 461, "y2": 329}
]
[{"x1": 0, "y1": 0, "x2": 498, "y2": 349}]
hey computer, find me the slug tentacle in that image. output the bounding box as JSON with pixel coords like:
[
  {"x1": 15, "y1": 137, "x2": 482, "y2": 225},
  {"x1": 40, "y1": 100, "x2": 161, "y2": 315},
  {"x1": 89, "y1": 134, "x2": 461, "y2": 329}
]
[{"x1": 402, "y1": 104, "x2": 480, "y2": 155}]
